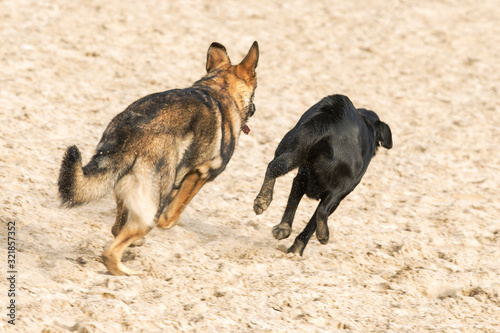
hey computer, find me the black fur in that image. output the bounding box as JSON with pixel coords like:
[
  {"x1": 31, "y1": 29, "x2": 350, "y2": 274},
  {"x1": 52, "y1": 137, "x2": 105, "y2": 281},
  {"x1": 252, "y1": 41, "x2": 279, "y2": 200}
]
[
  {"x1": 58, "y1": 145, "x2": 81, "y2": 207},
  {"x1": 254, "y1": 94, "x2": 392, "y2": 255}
]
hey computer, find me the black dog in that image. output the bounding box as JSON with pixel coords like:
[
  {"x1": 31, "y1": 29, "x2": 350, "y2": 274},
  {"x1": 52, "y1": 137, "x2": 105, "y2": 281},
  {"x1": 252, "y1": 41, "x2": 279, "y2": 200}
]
[{"x1": 254, "y1": 94, "x2": 392, "y2": 255}]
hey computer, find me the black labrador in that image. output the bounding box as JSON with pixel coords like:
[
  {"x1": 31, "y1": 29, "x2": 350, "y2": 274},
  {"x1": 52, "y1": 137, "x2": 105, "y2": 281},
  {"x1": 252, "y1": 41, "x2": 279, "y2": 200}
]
[{"x1": 254, "y1": 94, "x2": 392, "y2": 255}]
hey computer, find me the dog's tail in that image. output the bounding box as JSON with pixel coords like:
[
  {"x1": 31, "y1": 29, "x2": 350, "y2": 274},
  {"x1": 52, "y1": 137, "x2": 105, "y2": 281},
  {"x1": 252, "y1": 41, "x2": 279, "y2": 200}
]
[{"x1": 58, "y1": 145, "x2": 124, "y2": 208}]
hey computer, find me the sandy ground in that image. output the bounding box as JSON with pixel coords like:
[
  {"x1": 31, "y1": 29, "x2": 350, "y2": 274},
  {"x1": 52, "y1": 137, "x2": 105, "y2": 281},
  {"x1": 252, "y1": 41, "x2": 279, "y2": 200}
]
[{"x1": 1, "y1": 0, "x2": 500, "y2": 332}]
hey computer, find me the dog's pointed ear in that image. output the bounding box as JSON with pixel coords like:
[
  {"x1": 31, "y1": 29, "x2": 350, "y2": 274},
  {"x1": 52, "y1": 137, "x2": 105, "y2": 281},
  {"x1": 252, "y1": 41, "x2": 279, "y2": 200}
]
[
  {"x1": 206, "y1": 42, "x2": 231, "y2": 72},
  {"x1": 376, "y1": 121, "x2": 393, "y2": 149},
  {"x1": 238, "y1": 41, "x2": 259, "y2": 74}
]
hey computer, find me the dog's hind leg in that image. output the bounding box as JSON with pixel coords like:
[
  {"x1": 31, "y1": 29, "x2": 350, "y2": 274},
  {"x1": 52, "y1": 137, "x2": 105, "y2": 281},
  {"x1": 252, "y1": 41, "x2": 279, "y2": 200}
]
[
  {"x1": 102, "y1": 214, "x2": 153, "y2": 276},
  {"x1": 254, "y1": 151, "x2": 305, "y2": 215},
  {"x1": 272, "y1": 171, "x2": 307, "y2": 240},
  {"x1": 254, "y1": 173, "x2": 276, "y2": 215},
  {"x1": 111, "y1": 196, "x2": 127, "y2": 237},
  {"x1": 103, "y1": 172, "x2": 158, "y2": 276},
  {"x1": 254, "y1": 154, "x2": 298, "y2": 215},
  {"x1": 111, "y1": 196, "x2": 145, "y2": 247},
  {"x1": 315, "y1": 192, "x2": 350, "y2": 245},
  {"x1": 287, "y1": 210, "x2": 318, "y2": 256},
  {"x1": 289, "y1": 191, "x2": 352, "y2": 255},
  {"x1": 254, "y1": 128, "x2": 314, "y2": 215},
  {"x1": 157, "y1": 171, "x2": 208, "y2": 229}
]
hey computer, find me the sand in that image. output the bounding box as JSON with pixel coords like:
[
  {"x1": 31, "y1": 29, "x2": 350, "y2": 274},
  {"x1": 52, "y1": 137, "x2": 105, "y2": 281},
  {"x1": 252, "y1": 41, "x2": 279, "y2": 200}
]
[{"x1": 1, "y1": 0, "x2": 499, "y2": 331}]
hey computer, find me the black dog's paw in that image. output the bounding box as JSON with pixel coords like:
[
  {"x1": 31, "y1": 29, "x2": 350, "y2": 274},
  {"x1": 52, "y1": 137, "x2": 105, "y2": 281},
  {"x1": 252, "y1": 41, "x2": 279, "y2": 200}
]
[
  {"x1": 253, "y1": 195, "x2": 271, "y2": 215},
  {"x1": 272, "y1": 223, "x2": 291, "y2": 240},
  {"x1": 316, "y1": 229, "x2": 329, "y2": 245},
  {"x1": 316, "y1": 233, "x2": 329, "y2": 245},
  {"x1": 287, "y1": 239, "x2": 305, "y2": 256}
]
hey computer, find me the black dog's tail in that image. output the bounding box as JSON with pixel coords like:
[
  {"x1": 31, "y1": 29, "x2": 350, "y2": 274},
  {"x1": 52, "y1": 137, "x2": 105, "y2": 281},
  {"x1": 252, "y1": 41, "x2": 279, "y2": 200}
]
[{"x1": 58, "y1": 145, "x2": 121, "y2": 208}]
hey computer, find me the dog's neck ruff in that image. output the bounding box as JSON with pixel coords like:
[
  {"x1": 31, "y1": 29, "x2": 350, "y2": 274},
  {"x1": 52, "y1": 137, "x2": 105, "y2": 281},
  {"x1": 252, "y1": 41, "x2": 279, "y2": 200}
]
[{"x1": 194, "y1": 83, "x2": 250, "y2": 135}]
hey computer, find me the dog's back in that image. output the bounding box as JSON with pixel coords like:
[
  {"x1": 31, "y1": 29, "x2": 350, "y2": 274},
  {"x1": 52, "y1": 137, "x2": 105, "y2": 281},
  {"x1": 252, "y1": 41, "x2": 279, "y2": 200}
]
[
  {"x1": 59, "y1": 88, "x2": 223, "y2": 208},
  {"x1": 297, "y1": 94, "x2": 379, "y2": 199},
  {"x1": 254, "y1": 94, "x2": 392, "y2": 256},
  {"x1": 58, "y1": 42, "x2": 259, "y2": 275}
]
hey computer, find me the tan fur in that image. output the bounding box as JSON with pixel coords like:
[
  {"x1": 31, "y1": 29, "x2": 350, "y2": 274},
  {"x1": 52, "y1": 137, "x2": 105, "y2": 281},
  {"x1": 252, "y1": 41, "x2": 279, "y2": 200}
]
[{"x1": 58, "y1": 42, "x2": 259, "y2": 275}]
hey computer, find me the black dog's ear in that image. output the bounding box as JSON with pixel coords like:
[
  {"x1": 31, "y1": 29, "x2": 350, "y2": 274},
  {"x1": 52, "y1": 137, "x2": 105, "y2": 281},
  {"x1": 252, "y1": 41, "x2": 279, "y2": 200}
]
[
  {"x1": 206, "y1": 42, "x2": 231, "y2": 72},
  {"x1": 376, "y1": 122, "x2": 393, "y2": 149}
]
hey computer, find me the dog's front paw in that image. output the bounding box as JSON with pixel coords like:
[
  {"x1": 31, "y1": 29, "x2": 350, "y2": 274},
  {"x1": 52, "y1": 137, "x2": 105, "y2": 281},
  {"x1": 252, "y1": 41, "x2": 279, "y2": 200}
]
[
  {"x1": 316, "y1": 222, "x2": 329, "y2": 244},
  {"x1": 253, "y1": 195, "x2": 271, "y2": 215},
  {"x1": 157, "y1": 214, "x2": 180, "y2": 229},
  {"x1": 272, "y1": 223, "x2": 291, "y2": 240},
  {"x1": 316, "y1": 232, "x2": 329, "y2": 245}
]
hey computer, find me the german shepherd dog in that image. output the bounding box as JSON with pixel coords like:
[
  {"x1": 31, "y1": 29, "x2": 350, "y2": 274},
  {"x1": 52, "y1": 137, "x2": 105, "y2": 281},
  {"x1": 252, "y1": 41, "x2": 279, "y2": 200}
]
[
  {"x1": 58, "y1": 42, "x2": 259, "y2": 275},
  {"x1": 254, "y1": 94, "x2": 392, "y2": 256}
]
